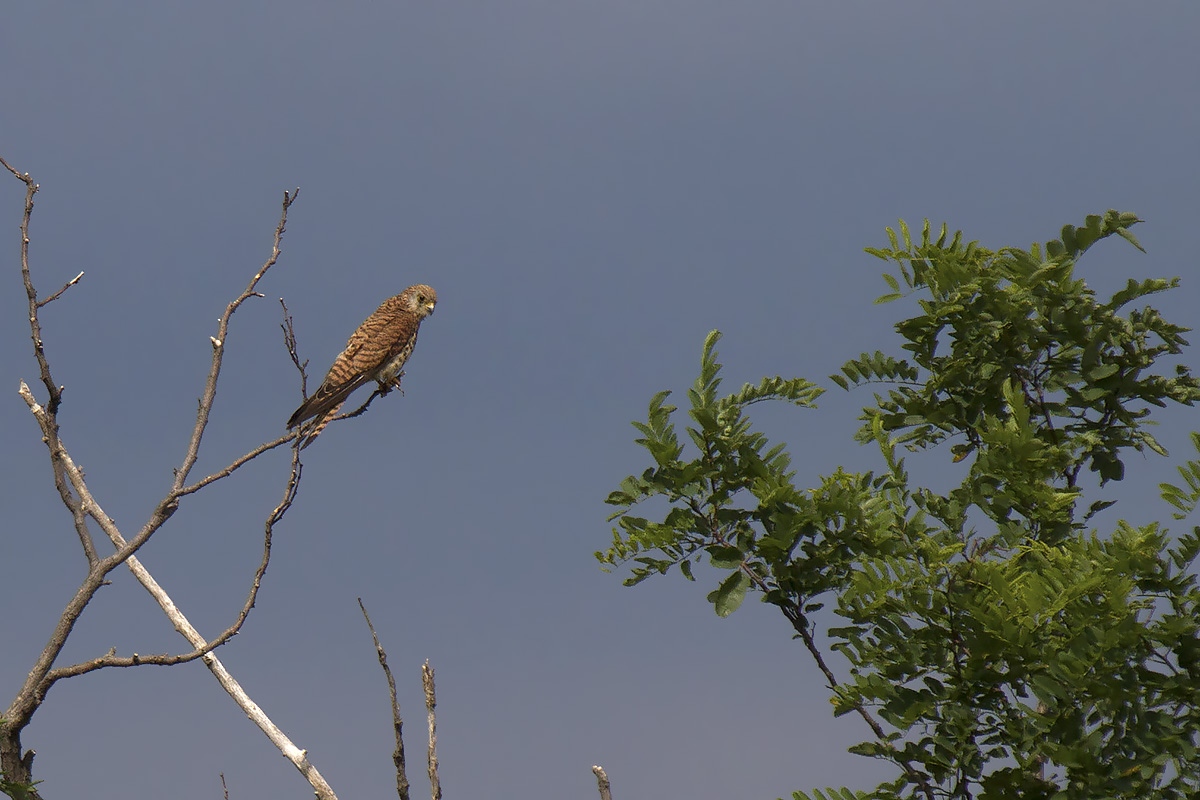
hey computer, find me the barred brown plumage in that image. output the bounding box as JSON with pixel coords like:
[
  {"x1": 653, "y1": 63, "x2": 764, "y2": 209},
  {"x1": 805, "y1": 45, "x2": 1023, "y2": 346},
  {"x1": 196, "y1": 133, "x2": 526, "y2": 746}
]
[{"x1": 288, "y1": 284, "x2": 437, "y2": 447}]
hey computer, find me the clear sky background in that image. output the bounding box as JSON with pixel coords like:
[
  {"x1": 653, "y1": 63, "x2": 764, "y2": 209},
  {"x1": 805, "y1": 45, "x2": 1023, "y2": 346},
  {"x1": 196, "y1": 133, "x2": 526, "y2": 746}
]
[{"x1": 2, "y1": 4, "x2": 1198, "y2": 799}]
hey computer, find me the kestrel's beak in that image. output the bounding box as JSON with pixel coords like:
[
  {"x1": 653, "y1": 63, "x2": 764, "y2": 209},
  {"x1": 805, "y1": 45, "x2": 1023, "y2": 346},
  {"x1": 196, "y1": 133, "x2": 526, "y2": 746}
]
[{"x1": 426, "y1": 303, "x2": 436, "y2": 315}]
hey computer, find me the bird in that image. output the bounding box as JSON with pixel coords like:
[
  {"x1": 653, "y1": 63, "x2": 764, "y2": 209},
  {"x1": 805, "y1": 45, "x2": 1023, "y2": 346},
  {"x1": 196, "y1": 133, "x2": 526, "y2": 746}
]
[{"x1": 287, "y1": 284, "x2": 437, "y2": 447}]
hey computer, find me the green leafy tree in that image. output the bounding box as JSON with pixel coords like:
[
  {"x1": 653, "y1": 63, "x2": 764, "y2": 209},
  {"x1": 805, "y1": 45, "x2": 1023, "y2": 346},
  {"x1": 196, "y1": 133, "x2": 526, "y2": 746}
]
[{"x1": 599, "y1": 211, "x2": 1200, "y2": 799}]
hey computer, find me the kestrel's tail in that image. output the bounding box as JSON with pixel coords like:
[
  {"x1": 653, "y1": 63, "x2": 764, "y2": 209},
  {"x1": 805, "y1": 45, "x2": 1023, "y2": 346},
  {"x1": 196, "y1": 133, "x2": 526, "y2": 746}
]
[{"x1": 294, "y1": 401, "x2": 345, "y2": 449}]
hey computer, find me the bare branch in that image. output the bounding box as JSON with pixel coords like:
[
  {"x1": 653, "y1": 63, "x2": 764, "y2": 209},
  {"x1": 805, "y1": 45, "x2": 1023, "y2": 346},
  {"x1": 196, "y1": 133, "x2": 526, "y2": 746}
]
[
  {"x1": 422, "y1": 661, "x2": 441, "y2": 800},
  {"x1": 173, "y1": 188, "x2": 299, "y2": 491},
  {"x1": 36, "y1": 270, "x2": 84, "y2": 308},
  {"x1": 2, "y1": 160, "x2": 101, "y2": 792},
  {"x1": 45, "y1": 446, "x2": 302, "y2": 686},
  {"x1": 165, "y1": 301, "x2": 313, "y2": 494},
  {"x1": 2, "y1": 155, "x2": 59, "y2": 414},
  {"x1": 20, "y1": 380, "x2": 177, "y2": 572},
  {"x1": 592, "y1": 766, "x2": 613, "y2": 800},
  {"x1": 336, "y1": 380, "x2": 396, "y2": 423},
  {"x1": 358, "y1": 599, "x2": 410, "y2": 800},
  {"x1": 178, "y1": 433, "x2": 295, "y2": 496},
  {"x1": 220, "y1": 773, "x2": 229, "y2": 800},
  {"x1": 3, "y1": 161, "x2": 100, "y2": 570},
  {"x1": 40, "y1": 433, "x2": 330, "y2": 795},
  {"x1": 280, "y1": 298, "x2": 308, "y2": 397},
  {"x1": 47, "y1": 416, "x2": 335, "y2": 797},
  {"x1": 38, "y1": 415, "x2": 100, "y2": 567},
  {"x1": 3, "y1": 170, "x2": 337, "y2": 798}
]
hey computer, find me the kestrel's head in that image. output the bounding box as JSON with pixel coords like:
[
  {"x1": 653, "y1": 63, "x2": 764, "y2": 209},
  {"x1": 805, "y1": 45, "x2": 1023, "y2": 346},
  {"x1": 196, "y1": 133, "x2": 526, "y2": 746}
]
[{"x1": 401, "y1": 284, "x2": 438, "y2": 318}]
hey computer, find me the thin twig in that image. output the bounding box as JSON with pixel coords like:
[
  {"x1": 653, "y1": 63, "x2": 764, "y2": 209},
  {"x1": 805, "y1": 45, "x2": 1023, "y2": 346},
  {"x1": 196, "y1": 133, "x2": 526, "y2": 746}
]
[
  {"x1": 36, "y1": 271, "x2": 84, "y2": 308},
  {"x1": 338, "y1": 388, "x2": 388, "y2": 424},
  {"x1": 280, "y1": 298, "x2": 308, "y2": 398},
  {"x1": 173, "y1": 188, "x2": 299, "y2": 491},
  {"x1": 178, "y1": 433, "x2": 295, "y2": 496},
  {"x1": 592, "y1": 766, "x2": 613, "y2": 800},
  {"x1": 220, "y1": 772, "x2": 229, "y2": 800},
  {"x1": 422, "y1": 661, "x2": 441, "y2": 800},
  {"x1": 358, "y1": 599, "x2": 410, "y2": 800},
  {"x1": 335, "y1": 382, "x2": 394, "y2": 423},
  {"x1": 0, "y1": 155, "x2": 58, "y2": 412}
]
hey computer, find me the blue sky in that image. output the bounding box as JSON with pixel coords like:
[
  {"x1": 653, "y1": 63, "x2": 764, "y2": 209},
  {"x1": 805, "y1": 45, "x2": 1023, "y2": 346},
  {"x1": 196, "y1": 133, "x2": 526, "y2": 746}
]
[{"x1": 2, "y1": 4, "x2": 1198, "y2": 799}]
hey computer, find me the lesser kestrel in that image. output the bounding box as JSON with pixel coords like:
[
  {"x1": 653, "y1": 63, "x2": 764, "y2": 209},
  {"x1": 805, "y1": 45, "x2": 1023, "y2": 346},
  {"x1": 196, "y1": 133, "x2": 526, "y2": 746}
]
[{"x1": 288, "y1": 284, "x2": 437, "y2": 447}]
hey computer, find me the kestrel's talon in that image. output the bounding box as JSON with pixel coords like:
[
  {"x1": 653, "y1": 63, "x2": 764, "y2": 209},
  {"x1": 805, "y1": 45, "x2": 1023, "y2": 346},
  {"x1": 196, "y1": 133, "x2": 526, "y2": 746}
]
[
  {"x1": 286, "y1": 285, "x2": 436, "y2": 446},
  {"x1": 377, "y1": 370, "x2": 405, "y2": 396}
]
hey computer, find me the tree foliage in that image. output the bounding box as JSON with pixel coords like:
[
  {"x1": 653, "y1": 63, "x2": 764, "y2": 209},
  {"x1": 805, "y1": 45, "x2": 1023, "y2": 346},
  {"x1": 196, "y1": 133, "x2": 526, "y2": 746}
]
[{"x1": 599, "y1": 211, "x2": 1200, "y2": 799}]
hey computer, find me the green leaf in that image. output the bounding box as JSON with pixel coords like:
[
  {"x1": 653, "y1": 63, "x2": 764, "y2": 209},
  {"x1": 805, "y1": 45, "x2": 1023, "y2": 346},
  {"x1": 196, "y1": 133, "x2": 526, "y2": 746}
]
[
  {"x1": 708, "y1": 570, "x2": 751, "y2": 617},
  {"x1": 707, "y1": 545, "x2": 744, "y2": 568}
]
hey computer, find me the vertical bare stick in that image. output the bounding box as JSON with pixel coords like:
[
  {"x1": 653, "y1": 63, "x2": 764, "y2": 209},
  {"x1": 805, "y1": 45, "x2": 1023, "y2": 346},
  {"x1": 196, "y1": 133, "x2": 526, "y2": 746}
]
[
  {"x1": 0, "y1": 155, "x2": 58, "y2": 412},
  {"x1": 421, "y1": 661, "x2": 441, "y2": 800},
  {"x1": 280, "y1": 298, "x2": 309, "y2": 398},
  {"x1": 358, "y1": 599, "x2": 410, "y2": 800},
  {"x1": 592, "y1": 766, "x2": 613, "y2": 800}
]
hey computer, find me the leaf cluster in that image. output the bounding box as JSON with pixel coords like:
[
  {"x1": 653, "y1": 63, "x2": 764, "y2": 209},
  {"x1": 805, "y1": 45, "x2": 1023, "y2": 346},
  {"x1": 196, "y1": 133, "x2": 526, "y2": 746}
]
[
  {"x1": 599, "y1": 330, "x2": 828, "y2": 614},
  {"x1": 842, "y1": 211, "x2": 1197, "y2": 492},
  {"x1": 602, "y1": 212, "x2": 1200, "y2": 799}
]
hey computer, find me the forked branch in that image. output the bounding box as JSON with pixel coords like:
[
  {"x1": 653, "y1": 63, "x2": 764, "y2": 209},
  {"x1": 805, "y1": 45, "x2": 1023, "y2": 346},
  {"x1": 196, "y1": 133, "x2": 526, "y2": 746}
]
[
  {"x1": 173, "y1": 189, "x2": 298, "y2": 490},
  {"x1": 3, "y1": 160, "x2": 338, "y2": 799}
]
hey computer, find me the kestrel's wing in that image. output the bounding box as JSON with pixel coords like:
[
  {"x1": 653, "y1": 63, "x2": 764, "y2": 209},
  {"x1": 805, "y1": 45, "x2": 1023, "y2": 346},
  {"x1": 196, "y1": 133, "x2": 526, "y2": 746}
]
[
  {"x1": 286, "y1": 356, "x2": 373, "y2": 429},
  {"x1": 287, "y1": 304, "x2": 403, "y2": 429}
]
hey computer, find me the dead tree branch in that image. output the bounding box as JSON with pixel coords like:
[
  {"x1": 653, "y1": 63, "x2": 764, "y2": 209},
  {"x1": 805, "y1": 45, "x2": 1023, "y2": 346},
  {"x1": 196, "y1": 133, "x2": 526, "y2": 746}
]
[
  {"x1": 422, "y1": 661, "x2": 441, "y2": 800},
  {"x1": 36, "y1": 270, "x2": 84, "y2": 307},
  {"x1": 178, "y1": 433, "x2": 295, "y2": 496},
  {"x1": 173, "y1": 189, "x2": 298, "y2": 491},
  {"x1": 44, "y1": 446, "x2": 302, "y2": 684},
  {"x1": 337, "y1": 381, "x2": 394, "y2": 423},
  {"x1": 1, "y1": 154, "x2": 59, "y2": 412},
  {"x1": 592, "y1": 766, "x2": 613, "y2": 800},
  {"x1": 2, "y1": 162, "x2": 337, "y2": 799},
  {"x1": 359, "y1": 599, "x2": 410, "y2": 800},
  {"x1": 280, "y1": 298, "x2": 309, "y2": 398}
]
